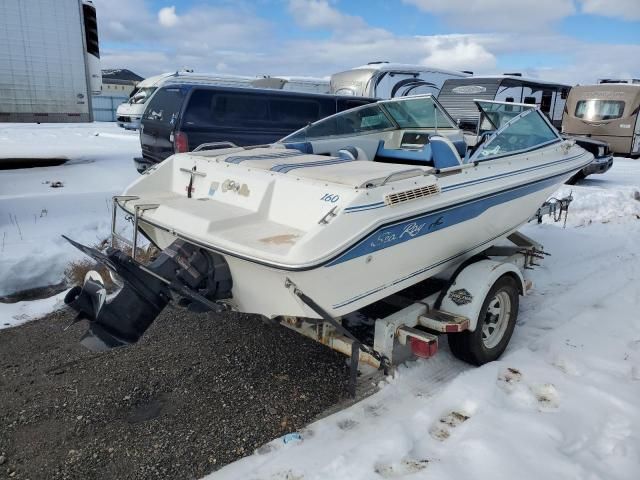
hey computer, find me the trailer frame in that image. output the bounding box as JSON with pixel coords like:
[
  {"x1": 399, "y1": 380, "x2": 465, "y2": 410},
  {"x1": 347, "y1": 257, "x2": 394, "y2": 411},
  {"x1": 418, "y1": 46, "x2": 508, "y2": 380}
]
[{"x1": 281, "y1": 230, "x2": 545, "y2": 396}]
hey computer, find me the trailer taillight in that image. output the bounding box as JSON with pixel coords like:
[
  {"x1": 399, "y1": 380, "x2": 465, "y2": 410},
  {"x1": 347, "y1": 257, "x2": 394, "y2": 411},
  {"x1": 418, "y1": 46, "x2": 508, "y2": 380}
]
[
  {"x1": 410, "y1": 336, "x2": 438, "y2": 358},
  {"x1": 174, "y1": 131, "x2": 189, "y2": 153}
]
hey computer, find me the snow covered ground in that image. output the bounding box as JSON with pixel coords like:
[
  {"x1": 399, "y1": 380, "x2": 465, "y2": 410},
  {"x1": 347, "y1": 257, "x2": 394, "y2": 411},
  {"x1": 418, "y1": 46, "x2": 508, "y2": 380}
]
[
  {"x1": 0, "y1": 123, "x2": 140, "y2": 296},
  {"x1": 0, "y1": 288, "x2": 70, "y2": 330},
  {"x1": 208, "y1": 160, "x2": 640, "y2": 480}
]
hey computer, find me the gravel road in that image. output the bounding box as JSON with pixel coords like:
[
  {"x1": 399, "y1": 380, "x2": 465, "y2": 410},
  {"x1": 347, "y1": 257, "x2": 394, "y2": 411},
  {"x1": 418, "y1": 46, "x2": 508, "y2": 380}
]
[{"x1": 0, "y1": 306, "x2": 349, "y2": 479}]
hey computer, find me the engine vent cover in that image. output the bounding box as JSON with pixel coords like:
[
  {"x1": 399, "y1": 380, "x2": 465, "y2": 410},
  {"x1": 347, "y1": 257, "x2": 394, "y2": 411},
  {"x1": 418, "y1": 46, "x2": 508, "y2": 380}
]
[{"x1": 385, "y1": 184, "x2": 440, "y2": 205}]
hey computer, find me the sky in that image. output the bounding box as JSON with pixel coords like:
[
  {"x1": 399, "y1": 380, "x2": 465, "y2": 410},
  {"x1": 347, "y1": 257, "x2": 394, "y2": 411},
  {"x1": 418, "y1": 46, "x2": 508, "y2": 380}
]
[{"x1": 94, "y1": 0, "x2": 640, "y2": 85}]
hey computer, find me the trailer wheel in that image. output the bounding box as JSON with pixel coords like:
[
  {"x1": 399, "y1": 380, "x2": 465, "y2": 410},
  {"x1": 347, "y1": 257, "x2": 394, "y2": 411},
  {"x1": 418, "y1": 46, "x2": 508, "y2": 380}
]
[{"x1": 448, "y1": 275, "x2": 519, "y2": 365}]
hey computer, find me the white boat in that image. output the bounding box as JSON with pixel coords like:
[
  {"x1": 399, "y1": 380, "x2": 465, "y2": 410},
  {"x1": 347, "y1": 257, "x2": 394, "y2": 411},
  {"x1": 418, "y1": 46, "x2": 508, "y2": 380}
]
[{"x1": 64, "y1": 96, "x2": 592, "y2": 351}]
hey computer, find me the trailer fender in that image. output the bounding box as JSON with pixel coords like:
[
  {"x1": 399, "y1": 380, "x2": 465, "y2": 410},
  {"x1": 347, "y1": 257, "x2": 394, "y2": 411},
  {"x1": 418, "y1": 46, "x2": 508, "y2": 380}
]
[{"x1": 439, "y1": 260, "x2": 525, "y2": 332}]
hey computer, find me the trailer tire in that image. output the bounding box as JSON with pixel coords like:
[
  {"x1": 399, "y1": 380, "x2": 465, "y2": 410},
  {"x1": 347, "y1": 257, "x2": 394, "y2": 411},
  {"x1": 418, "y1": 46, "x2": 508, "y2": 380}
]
[{"x1": 448, "y1": 275, "x2": 519, "y2": 365}]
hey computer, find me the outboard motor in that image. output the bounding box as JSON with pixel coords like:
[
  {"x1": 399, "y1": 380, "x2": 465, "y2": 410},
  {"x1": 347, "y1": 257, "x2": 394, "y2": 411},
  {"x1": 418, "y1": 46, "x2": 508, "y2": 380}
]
[{"x1": 63, "y1": 236, "x2": 232, "y2": 351}]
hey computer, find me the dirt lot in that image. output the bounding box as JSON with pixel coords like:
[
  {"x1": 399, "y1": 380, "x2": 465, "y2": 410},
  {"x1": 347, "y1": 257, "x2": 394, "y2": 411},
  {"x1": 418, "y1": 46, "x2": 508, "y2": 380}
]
[{"x1": 0, "y1": 306, "x2": 349, "y2": 479}]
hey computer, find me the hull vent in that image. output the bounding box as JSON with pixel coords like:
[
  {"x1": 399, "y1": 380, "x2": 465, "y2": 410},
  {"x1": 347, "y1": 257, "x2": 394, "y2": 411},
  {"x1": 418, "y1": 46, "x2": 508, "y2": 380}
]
[{"x1": 385, "y1": 184, "x2": 440, "y2": 205}]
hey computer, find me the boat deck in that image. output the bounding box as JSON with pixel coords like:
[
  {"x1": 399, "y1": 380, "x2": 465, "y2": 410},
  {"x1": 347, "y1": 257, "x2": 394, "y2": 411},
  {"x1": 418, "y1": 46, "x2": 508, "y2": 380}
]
[{"x1": 193, "y1": 147, "x2": 433, "y2": 188}]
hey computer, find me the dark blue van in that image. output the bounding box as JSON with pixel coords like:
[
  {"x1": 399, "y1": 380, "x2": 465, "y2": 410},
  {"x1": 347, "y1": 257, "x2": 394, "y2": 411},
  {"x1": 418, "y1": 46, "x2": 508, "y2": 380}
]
[{"x1": 135, "y1": 85, "x2": 375, "y2": 172}]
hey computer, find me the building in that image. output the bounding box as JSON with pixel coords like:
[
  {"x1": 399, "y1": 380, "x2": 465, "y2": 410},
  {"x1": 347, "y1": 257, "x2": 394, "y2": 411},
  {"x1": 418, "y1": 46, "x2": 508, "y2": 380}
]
[
  {"x1": 101, "y1": 69, "x2": 144, "y2": 97},
  {"x1": 0, "y1": 0, "x2": 100, "y2": 123}
]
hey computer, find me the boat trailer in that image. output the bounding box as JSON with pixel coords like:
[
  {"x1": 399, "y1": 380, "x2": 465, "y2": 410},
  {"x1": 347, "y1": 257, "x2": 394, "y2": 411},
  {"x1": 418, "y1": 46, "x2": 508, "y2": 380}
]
[{"x1": 62, "y1": 195, "x2": 567, "y2": 396}]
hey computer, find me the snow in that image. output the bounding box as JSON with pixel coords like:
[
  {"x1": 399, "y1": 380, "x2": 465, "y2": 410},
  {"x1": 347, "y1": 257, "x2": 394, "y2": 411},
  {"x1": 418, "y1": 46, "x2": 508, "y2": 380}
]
[
  {"x1": 206, "y1": 159, "x2": 640, "y2": 480},
  {"x1": 0, "y1": 288, "x2": 70, "y2": 330},
  {"x1": 0, "y1": 122, "x2": 140, "y2": 296}
]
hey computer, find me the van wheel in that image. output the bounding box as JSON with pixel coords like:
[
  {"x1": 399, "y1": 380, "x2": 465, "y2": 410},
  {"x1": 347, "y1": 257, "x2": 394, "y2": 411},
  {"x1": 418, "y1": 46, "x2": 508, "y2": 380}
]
[{"x1": 448, "y1": 276, "x2": 519, "y2": 365}]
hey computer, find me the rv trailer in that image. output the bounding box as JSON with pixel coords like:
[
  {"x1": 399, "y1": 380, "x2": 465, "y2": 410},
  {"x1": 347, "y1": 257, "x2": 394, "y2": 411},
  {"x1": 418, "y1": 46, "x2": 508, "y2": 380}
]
[
  {"x1": 562, "y1": 84, "x2": 640, "y2": 157},
  {"x1": 329, "y1": 62, "x2": 471, "y2": 99},
  {"x1": 0, "y1": 0, "x2": 101, "y2": 123},
  {"x1": 437, "y1": 75, "x2": 570, "y2": 130}
]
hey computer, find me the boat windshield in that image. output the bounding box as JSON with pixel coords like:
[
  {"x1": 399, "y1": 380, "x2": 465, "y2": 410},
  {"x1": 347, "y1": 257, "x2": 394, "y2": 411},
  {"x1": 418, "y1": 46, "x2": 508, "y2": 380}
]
[
  {"x1": 473, "y1": 102, "x2": 560, "y2": 160},
  {"x1": 282, "y1": 95, "x2": 455, "y2": 142},
  {"x1": 282, "y1": 104, "x2": 394, "y2": 142},
  {"x1": 381, "y1": 97, "x2": 457, "y2": 129},
  {"x1": 475, "y1": 100, "x2": 535, "y2": 134}
]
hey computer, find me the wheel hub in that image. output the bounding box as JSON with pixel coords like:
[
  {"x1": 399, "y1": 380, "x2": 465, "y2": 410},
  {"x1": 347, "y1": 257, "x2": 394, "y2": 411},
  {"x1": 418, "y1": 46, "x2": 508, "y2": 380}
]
[{"x1": 481, "y1": 290, "x2": 511, "y2": 349}]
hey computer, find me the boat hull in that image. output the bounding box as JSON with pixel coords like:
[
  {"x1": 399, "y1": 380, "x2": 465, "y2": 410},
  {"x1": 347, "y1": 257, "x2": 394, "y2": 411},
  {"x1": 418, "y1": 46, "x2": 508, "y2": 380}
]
[{"x1": 140, "y1": 152, "x2": 588, "y2": 319}]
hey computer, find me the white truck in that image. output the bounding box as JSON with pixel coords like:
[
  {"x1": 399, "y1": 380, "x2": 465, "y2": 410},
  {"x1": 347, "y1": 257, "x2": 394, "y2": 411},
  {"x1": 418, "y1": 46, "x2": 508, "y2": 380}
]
[{"x1": 0, "y1": 0, "x2": 101, "y2": 123}]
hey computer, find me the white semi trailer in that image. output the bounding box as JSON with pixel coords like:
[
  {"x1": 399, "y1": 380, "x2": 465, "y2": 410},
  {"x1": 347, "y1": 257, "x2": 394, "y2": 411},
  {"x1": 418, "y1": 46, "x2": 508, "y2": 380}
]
[{"x1": 0, "y1": 0, "x2": 101, "y2": 123}]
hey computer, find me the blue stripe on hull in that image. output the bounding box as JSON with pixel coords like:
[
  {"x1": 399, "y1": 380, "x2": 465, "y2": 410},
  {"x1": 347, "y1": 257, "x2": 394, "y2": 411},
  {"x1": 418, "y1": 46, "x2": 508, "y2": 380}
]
[
  {"x1": 327, "y1": 162, "x2": 587, "y2": 268},
  {"x1": 344, "y1": 201, "x2": 385, "y2": 212},
  {"x1": 344, "y1": 152, "x2": 587, "y2": 214},
  {"x1": 331, "y1": 222, "x2": 521, "y2": 309},
  {"x1": 330, "y1": 161, "x2": 590, "y2": 309}
]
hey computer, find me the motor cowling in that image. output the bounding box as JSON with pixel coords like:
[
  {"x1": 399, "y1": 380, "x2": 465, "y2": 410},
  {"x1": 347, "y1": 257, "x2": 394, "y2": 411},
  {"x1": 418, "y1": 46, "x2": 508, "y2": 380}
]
[{"x1": 63, "y1": 238, "x2": 232, "y2": 351}]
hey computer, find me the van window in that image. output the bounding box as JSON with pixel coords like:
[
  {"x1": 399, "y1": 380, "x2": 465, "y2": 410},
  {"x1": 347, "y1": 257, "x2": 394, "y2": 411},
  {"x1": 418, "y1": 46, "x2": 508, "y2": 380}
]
[
  {"x1": 211, "y1": 93, "x2": 269, "y2": 126},
  {"x1": 143, "y1": 87, "x2": 186, "y2": 127},
  {"x1": 269, "y1": 97, "x2": 332, "y2": 130},
  {"x1": 183, "y1": 90, "x2": 335, "y2": 130},
  {"x1": 575, "y1": 100, "x2": 625, "y2": 121},
  {"x1": 182, "y1": 91, "x2": 270, "y2": 127},
  {"x1": 337, "y1": 98, "x2": 373, "y2": 112}
]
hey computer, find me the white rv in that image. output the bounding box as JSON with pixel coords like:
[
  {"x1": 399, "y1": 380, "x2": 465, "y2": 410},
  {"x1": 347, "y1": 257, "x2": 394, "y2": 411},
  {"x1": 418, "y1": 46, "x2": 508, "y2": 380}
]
[
  {"x1": 0, "y1": 0, "x2": 101, "y2": 123},
  {"x1": 329, "y1": 62, "x2": 471, "y2": 98},
  {"x1": 116, "y1": 71, "x2": 258, "y2": 130}
]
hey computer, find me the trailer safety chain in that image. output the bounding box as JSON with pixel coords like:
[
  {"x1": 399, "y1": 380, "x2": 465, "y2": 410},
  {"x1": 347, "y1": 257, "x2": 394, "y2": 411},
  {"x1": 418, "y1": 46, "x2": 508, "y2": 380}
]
[{"x1": 285, "y1": 278, "x2": 390, "y2": 397}]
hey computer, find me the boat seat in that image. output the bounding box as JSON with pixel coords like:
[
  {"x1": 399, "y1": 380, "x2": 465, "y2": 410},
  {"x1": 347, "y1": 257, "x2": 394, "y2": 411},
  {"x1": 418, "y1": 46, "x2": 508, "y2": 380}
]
[
  {"x1": 467, "y1": 131, "x2": 495, "y2": 159},
  {"x1": 374, "y1": 140, "x2": 433, "y2": 166},
  {"x1": 451, "y1": 139, "x2": 468, "y2": 158},
  {"x1": 337, "y1": 146, "x2": 360, "y2": 160},
  {"x1": 429, "y1": 135, "x2": 462, "y2": 169}
]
